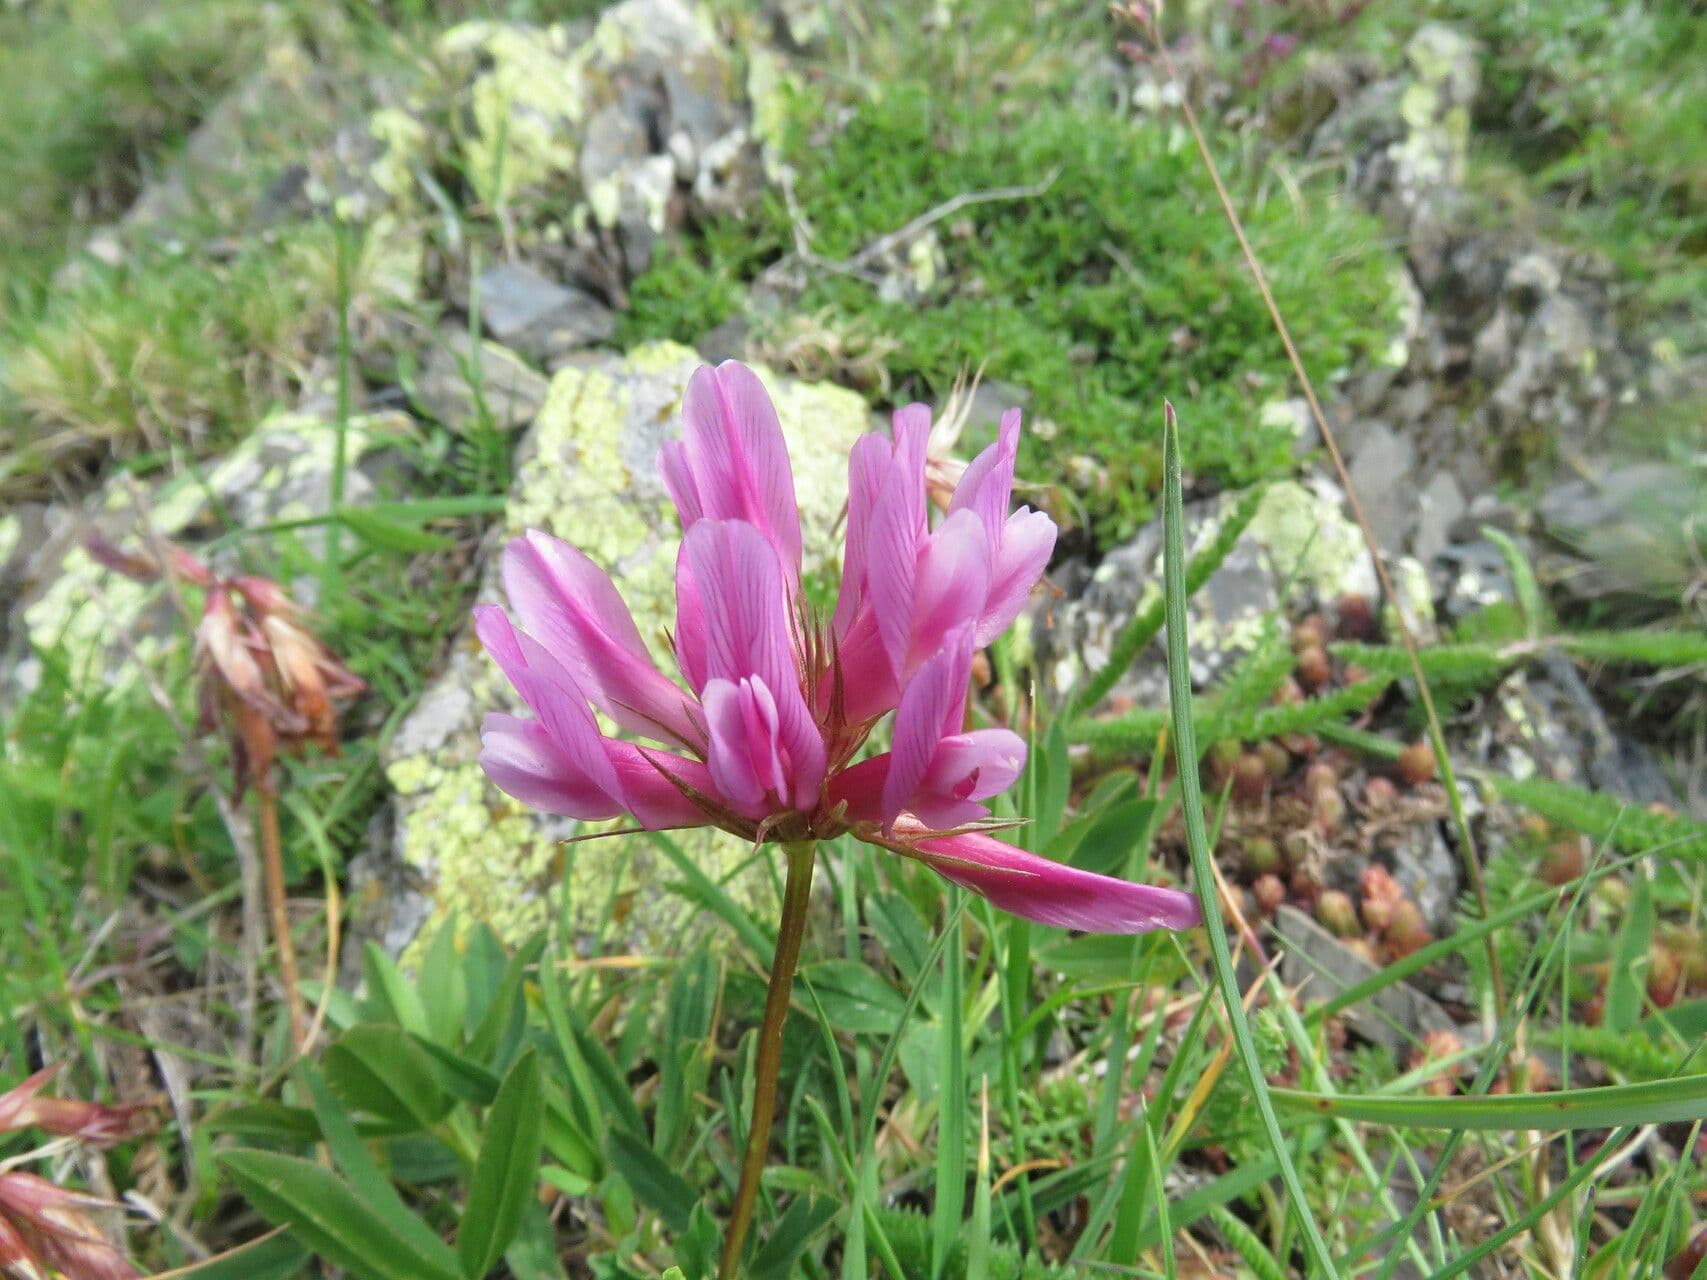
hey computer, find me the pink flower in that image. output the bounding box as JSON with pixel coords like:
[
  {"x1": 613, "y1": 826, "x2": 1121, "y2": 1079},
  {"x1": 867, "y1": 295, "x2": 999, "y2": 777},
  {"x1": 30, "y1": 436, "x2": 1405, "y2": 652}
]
[{"x1": 476, "y1": 361, "x2": 1200, "y2": 935}]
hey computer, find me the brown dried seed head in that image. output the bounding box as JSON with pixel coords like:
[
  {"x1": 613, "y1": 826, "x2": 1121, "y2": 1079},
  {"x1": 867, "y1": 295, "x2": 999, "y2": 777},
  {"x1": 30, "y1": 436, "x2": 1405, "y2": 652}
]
[{"x1": 1396, "y1": 742, "x2": 1437, "y2": 786}]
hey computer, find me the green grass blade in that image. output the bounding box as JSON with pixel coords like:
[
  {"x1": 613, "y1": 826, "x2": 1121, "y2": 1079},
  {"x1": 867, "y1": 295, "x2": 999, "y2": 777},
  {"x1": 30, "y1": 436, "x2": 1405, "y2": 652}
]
[
  {"x1": 1272, "y1": 1073, "x2": 1707, "y2": 1130},
  {"x1": 930, "y1": 895, "x2": 967, "y2": 1279},
  {"x1": 1160, "y1": 403, "x2": 1339, "y2": 1278}
]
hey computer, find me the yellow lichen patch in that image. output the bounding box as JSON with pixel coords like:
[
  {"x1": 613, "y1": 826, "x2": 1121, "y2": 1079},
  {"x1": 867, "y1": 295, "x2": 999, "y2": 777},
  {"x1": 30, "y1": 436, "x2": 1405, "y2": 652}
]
[
  {"x1": 1248, "y1": 481, "x2": 1379, "y2": 605},
  {"x1": 438, "y1": 22, "x2": 590, "y2": 210}
]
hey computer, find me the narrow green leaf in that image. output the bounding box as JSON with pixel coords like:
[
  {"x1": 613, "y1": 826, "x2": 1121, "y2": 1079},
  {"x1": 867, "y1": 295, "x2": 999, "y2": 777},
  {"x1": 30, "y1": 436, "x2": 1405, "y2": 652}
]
[
  {"x1": 930, "y1": 899, "x2": 966, "y2": 1279},
  {"x1": 1482, "y1": 526, "x2": 1549, "y2": 637},
  {"x1": 419, "y1": 917, "x2": 469, "y2": 1046},
  {"x1": 459, "y1": 1050, "x2": 546, "y2": 1280},
  {"x1": 466, "y1": 934, "x2": 542, "y2": 1070},
  {"x1": 162, "y1": 1231, "x2": 308, "y2": 1279},
  {"x1": 218, "y1": 1150, "x2": 461, "y2": 1280},
  {"x1": 302, "y1": 1066, "x2": 449, "y2": 1266},
  {"x1": 362, "y1": 942, "x2": 430, "y2": 1036},
  {"x1": 324, "y1": 1024, "x2": 453, "y2": 1128},
  {"x1": 338, "y1": 507, "x2": 455, "y2": 552},
  {"x1": 606, "y1": 1128, "x2": 696, "y2": 1233},
  {"x1": 749, "y1": 1194, "x2": 839, "y2": 1280},
  {"x1": 1271, "y1": 1073, "x2": 1707, "y2": 1130},
  {"x1": 1159, "y1": 404, "x2": 1340, "y2": 1279}
]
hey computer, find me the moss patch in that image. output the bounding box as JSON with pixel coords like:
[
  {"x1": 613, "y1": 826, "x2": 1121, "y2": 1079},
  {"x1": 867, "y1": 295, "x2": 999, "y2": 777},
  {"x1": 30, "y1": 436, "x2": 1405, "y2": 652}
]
[{"x1": 625, "y1": 59, "x2": 1400, "y2": 542}]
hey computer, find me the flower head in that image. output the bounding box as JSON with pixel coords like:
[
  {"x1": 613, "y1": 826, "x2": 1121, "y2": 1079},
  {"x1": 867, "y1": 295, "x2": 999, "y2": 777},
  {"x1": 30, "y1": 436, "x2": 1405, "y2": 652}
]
[
  {"x1": 476, "y1": 361, "x2": 1200, "y2": 935},
  {"x1": 85, "y1": 533, "x2": 366, "y2": 797}
]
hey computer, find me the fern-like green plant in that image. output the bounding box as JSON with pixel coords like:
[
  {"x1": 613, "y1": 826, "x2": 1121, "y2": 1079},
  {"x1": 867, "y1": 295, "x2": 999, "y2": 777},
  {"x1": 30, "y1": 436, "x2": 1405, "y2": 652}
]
[{"x1": 1483, "y1": 775, "x2": 1707, "y2": 860}]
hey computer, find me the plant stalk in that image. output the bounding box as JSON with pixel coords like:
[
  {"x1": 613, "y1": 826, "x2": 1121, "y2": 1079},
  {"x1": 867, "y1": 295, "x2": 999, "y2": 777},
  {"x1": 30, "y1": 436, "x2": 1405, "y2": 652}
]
[
  {"x1": 257, "y1": 782, "x2": 307, "y2": 1050},
  {"x1": 719, "y1": 840, "x2": 815, "y2": 1280}
]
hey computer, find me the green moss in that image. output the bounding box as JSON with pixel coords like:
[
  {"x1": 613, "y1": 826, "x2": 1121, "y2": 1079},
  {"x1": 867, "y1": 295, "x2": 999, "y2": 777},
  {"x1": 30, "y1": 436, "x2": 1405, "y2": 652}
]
[{"x1": 625, "y1": 76, "x2": 1400, "y2": 542}]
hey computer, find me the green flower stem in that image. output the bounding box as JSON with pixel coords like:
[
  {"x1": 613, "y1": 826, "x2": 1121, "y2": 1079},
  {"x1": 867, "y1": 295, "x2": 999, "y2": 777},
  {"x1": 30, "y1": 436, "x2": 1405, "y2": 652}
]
[{"x1": 720, "y1": 840, "x2": 815, "y2": 1279}]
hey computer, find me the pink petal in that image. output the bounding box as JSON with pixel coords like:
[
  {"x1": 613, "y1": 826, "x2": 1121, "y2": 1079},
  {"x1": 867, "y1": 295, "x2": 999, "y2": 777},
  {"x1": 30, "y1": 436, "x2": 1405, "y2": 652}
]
[
  {"x1": 865, "y1": 407, "x2": 932, "y2": 677},
  {"x1": 976, "y1": 507, "x2": 1056, "y2": 646},
  {"x1": 671, "y1": 361, "x2": 803, "y2": 583},
  {"x1": 673, "y1": 549, "x2": 708, "y2": 693},
  {"x1": 913, "y1": 728, "x2": 1027, "y2": 828},
  {"x1": 907, "y1": 510, "x2": 991, "y2": 671},
  {"x1": 948, "y1": 407, "x2": 1021, "y2": 547},
  {"x1": 823, "y1": 607, "x2": 900, "y2": 727},
  {"x1": 881, "y1": 628, "x2": 973, "y2": 824},
  {"x1": 606, "y1": 741, "x2": 718, "y2": 830},
  {"x1": 899, "y1": 829, "x2": 1203, "y2": 934},
  {"x1": 681, "y1": 521, "x2": 826, "y2": 808},
  {"x1": 681, "y1": 520, "x2": 795, "y2": 694},
  {"x1": 502, "y1": 532, "x2": 702, "y2": 749},
  {"x1": 659, "y1": 440, "x2": 703, "y2": 528},
  {"x1": 826, "y1": 753, "x2": 888, "y2": 823},
  {"x1": 478, "y1": 713, "x2": 626, "y2": 820},
  {"x1": 831, "y1": 432, "x2": 895, "y2": 638},
  {"x1": 474, "y1": 607, "x2": 626, "y2": 802},
  {"x1": 703, "y1": 677, "x2": 784, "y2": 818}
]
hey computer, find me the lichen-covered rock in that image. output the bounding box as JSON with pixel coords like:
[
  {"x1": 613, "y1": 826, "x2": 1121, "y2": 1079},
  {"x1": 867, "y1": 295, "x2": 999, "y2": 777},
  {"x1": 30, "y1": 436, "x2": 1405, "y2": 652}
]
[
  {"x1": 7, "y1": 411, "x2": 406, "y2": 694},
  {"x1": 1033, "y1": 479, "x2": 1434, "y2": 711},
  {"x1": 389, "y1": 0, "x2": 755, "y2": 275},
  {"x1": 370, "y1": 343, "x2": 868, "y2": 955}
]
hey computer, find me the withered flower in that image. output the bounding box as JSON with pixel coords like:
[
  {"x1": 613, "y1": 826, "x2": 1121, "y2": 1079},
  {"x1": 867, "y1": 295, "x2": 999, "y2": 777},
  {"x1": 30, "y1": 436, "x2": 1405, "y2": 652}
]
[
  {"x1": 0, "y1": 1069, "x2": 151, "y2": 1148},
  {"x1": 0, "y1": 1069, "x2": 152, "y2": 1280},
  {"x1": 84, "y1": 533, "x2": 365, "y2": 796}
]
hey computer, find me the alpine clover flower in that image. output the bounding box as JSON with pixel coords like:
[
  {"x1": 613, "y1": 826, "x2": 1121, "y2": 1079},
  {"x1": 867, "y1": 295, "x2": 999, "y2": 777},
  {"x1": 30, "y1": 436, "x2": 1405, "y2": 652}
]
[
  {"x1": 476, "y1": 360, "x2": 1200, "y2": 1275},
  {"x1": 476, "y1": 360, "x2": 1201, "y2": 936}
]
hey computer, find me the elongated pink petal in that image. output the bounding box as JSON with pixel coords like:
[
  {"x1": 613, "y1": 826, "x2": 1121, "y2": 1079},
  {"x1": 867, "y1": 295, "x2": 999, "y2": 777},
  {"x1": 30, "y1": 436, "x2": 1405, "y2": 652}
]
[
  {"x1": 831, "y1": 432, "x2": 894, "y2": 637},
  {"x1": 976, "y1": 507, "x2": 1056, "y2": 646},
  {"x1": 478, "y1": 714, "x2": 626, "y2": 820},
  {"x1": 882, "y1": 628, "x2": 973, "y2": 824},
  {"x1": 949, "y1": 407, "x2": 1020, "y2": 547},
  {"x1": 671, "y1": 361, "x2": 803, "y2": 583},
  {"x1": 681, "y1": 521, "x2": 826, "y2": 807},
  {"x1": 824, "y1": 607, "x2": 900, "y2": 727},
  {"x1": 680, "y1": 521, "x2": 794, "y2": 696},
  {"x1": 502, "y1": 532, "x2": 702, "y2": 749},
  {"x1": 673, "y1": 552, "x2": 708, "y2": 693},
  {"x1": 703, "y1": 677, "x2": 782, "y2": 818},
  {"x1": 907, "y1": 510, "x2": 991, "y2": 671},
  {"x1": 865, "y1": 406, "x2": 932, "y2": 677},
  {"x1": 659, "y1": 440, "x2": 703, "y2": 528},
  {"x1": 897, "y1": 829, "x2": 1202, "y2": 933}
]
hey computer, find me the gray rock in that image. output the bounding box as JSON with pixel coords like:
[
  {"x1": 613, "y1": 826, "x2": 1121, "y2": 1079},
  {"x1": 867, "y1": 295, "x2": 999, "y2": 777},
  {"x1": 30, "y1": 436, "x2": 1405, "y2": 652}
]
[
  {"x1": 1275, "y1": 906, "x2": 1456, "y2": 1052},
  {"x1": 413, "y1": 329, "x2": 551, "y2": 431},
  {"x1": 1457, "y1": 652, "x2": 1679, "y2": 810},
  {"x1": 372, "y1": 342, "x2": 871, "y2": 958},
  {"x1": 1411, "y1": 470, "x2": 1467, "y2": 568},
  {"x1": 475, "y1": 263, "x2": 617, "y2": 362},
  {"x1": 1346, "y1": 421, "x2": 1418, "y2": 553},
  {"x1": 1032, "y1": 479, "x2": 1394, "y2": 710}
]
